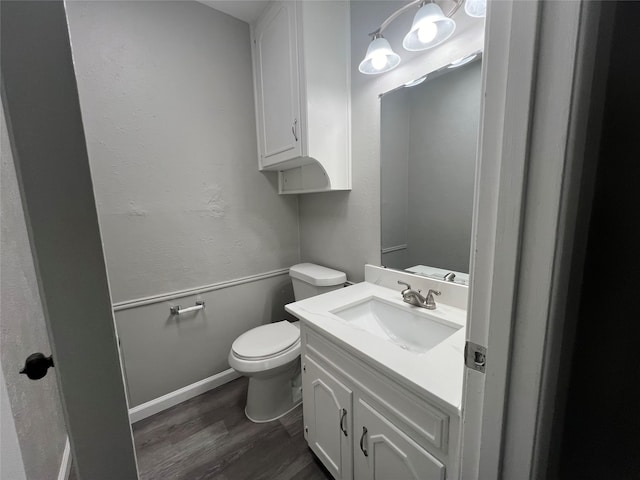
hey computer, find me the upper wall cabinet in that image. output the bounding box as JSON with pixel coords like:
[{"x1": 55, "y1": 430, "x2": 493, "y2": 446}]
[{"x1": 251, "y1": 1, "x2": 351, "y2": 194}]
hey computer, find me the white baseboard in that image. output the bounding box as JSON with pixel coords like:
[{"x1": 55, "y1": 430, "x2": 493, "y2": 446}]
[
  {"x1": 128, "y1": 368, "x2": 241, "y2": 423},
  {"x1": 57, "y1": 437, "x2": 72, "y2": 480}
]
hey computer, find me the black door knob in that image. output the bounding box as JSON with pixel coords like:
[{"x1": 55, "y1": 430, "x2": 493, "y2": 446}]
[{"x1": 19, "y1": 353, "x2": 54, "y2": 380}]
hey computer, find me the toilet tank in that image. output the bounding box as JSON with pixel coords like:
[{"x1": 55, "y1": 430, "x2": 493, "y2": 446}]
[{"x1": 289, "y1": 263, "x2": 347, "y2": 301}]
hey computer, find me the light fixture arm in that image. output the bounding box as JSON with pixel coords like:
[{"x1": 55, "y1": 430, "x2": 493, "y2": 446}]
[{"x1": 369, "y1": 0, "x2": 464, "y2": 37}]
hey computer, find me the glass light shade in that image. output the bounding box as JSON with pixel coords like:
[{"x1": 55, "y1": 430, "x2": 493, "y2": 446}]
[
  {"x1": 464, "y1": 0, "x2": 487, "y2": 18},
  {"x1": 358, "y1": 36, "x2": 401, "y2": 75},
  {"x1": 402, "y1": 3, "x2": 456, "y2": 52}
]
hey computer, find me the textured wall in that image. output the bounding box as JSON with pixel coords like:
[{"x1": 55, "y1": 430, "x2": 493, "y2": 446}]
[
  {"x1": 66, "y1": 1, "x2": 300, "y2": 303},
  {"x1": 299, "y1": 1, "x2": 485, "y2": 281},
  {"x1": 406, "y1": 61, "x2": 482, "y2": 272},
  {"x1": 1, "y1": 105, "x2": 67, "y2": 480},
  {"x1": 65, "y1": 1, "x2": 302, "y2": 404}
]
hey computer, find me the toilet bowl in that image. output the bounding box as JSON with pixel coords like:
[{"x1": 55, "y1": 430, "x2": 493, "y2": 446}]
[
  {"x1": 228, "y1": 263, "x2": 346, "y2": 423},
  {"x1": 228, "y1": 320, "x2": 301, "y2": 422}
]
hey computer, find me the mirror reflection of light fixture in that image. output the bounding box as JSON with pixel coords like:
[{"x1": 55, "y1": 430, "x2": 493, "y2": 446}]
[
  {"x1": 403, "y1": 2, "x2": 456, "y2": 51},
  {"x1": 359, "y1": 0, "x2": 468, "y2": 75},
  {"x1": 464, "y1": 0, "x2": 487, "y2": 18},
  {"x1": 404, "y1": 75, "x2": 428, "y2": 87},
  {"x1": 358, "y1": 34, "x2": 402, "y2": 75},
  {"x1": 448, "y1": 53, "x2": 478, "y2": 68}
]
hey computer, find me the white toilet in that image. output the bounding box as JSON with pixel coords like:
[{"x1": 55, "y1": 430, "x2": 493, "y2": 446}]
[{"x1": 228, "y1": 263, "x2": 346, "y2": 423}]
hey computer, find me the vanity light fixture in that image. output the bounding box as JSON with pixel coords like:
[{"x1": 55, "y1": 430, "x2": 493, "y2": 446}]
[{"x1": 358, "y1": 0, "x2": 466, "y2": 75}]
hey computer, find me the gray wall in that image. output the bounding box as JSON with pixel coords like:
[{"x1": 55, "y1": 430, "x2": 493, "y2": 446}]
[
  {"x1": 65, "y1": 1, "x2": 300, "y2": 405},
  {"x1": 117, "y1": 274, "x2": 294, "y2": 406},
  {"x1": 1, "y1": 105, "x2": 67, "y2": 480},
  {"x1": 299, "y1": 1, "x2": 485, "y2": 280},
  {"x1": 406, "y1": 61, "x2": 481, "y2": 272},
  {"x1": 66, "y1": 1, "x2": 300, "y2": 303}
]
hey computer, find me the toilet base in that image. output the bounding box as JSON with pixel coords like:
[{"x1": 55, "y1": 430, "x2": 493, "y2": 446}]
[
  {"x1": 245, "y1": 400, "x2": 302, "y2": 424},
  {"x1": 244, "y1": 361, "x2": 301, "y2": 423}
]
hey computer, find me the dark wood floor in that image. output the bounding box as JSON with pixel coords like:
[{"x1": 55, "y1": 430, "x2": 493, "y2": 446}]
[{"x1": 132, "y1": 377, "x2": 333, "y2": 480}]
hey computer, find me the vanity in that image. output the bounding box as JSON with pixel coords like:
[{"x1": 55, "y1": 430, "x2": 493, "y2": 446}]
[
  {"x1": 282, "y1": 14, "x2": 482, "y2": 478},
  {"x1": 286, "y1": 265, "x2": 468, "y2": 480}
]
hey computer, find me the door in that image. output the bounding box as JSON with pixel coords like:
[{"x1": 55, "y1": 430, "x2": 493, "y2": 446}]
[
  {"x1": 252, "y1": 0, "x2": 303, "y2": 168},
  {"x1": 1, "y1": 1, "x2": 138, "y2": 478},
  {"x1": 354, "y1": 397, "x2": 445, "y2": 480},
  {"x1": 1, "y1": 103, "x2": 72, "y2": 479},
  {"x1": 302, "y1": 355, "x2": 353, "y2": 480},
  {"x1": 460, "y1": 0, "x2": 604, "y2": 478}
]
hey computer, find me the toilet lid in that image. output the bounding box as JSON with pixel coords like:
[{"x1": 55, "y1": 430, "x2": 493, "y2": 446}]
[{"x1": 232, "y1": 321, "x2": 300, "y2": 359}]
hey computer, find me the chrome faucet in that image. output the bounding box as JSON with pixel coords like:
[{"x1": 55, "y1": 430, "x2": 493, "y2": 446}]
[{"x1": 397, "y1": 281, "x2": 441, "y2": 310}]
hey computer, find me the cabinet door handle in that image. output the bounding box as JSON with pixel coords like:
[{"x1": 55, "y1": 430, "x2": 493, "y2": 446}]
[
  {"x1": 360, "y1": 426, "x2": 368, "y2": 457},
  {"x1": 292, "y1": 119, "x2": 298, "y2": 142},
  {"x1": 339, "y1": 408, "x2": 348, "y2": 437}
]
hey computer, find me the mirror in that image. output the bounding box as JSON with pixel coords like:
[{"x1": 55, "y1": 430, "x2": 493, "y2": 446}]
[{"x1": 380, "y1": 56, "x2": 482, "y2": 285}]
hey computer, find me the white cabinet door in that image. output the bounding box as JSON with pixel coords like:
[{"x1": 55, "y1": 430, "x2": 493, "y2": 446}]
[
  {"x1": 252, "y1": 1, "x2": 302, "y2": 168},
  {"x1": 303, "y1": 355, "x2": 353, "y2": 480},
  {"x1": 354, "y1": 397, "x2": 446, "y2": 480}
]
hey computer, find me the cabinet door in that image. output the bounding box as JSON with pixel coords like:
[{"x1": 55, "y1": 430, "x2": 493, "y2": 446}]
[
  {"x1": 354, "y1": 397, "x2": 446, "y2": 480},
  {"x1": 252, "y1": 1, "x2": 302, "y2": 168},
  {"x1": 303, "y1": 355, "x2": 353, "y2": 479}
]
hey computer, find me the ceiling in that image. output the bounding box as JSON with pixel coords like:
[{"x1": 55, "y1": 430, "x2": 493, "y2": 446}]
[{"x1": 197, "y1": 1, "x2": 268, "y2": 24}]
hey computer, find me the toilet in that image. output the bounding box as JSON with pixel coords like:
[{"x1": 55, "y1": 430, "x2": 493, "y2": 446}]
[{"x1": 228, "y1": 263, "x2": 346, "y2": 423}]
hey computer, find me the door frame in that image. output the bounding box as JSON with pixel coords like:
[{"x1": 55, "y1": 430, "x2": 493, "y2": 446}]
[
  {"x1": 461, "y1": 0, "x2": 611, "y2": 478},
  {"x1": 1, "y1": 1, "x2": 138, "y2": 478}
]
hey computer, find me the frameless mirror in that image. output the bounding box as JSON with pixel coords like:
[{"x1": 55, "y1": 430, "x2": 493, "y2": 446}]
[{"x1": 380, "y1": 56, "x2": 482, "y2": 285}]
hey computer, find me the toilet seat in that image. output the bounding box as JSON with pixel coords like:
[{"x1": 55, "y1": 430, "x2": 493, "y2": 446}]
[
  {"x1": 228, "y1": 321, "x2": 301, "y2": 374},
  {"x1": 232, "y1": 321, "x2": 299, "y2": 360}
]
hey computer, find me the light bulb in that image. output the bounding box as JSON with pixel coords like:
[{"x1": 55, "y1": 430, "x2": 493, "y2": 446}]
[
  {"x1": 417, "y1": 22, "x2": 438, "y2": 44},
  {"x1": 371, "y1": 52, "x2": 388, "y2": 70}
]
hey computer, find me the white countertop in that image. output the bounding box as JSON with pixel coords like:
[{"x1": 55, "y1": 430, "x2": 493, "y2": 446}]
[{"x1": 285, "y1": 281, "x2": 466, "y2": 415}]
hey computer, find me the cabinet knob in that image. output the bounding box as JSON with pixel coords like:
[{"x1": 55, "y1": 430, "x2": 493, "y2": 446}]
[{"x1": 291, "y1": 119, "x2": 298, "y2": 142}]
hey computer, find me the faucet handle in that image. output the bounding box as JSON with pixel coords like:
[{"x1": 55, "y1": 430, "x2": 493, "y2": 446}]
[
  {"x1": 424, "y1": 289, "x2": 441, "y2": 310},
  {"x1": 397, "y1": 280, "x2": 411, "y2": 293}
]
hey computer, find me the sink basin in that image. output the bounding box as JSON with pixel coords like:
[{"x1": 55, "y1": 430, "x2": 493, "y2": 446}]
[{"x1": 331, "y1": 297, "x2": 462, "y2": 354}]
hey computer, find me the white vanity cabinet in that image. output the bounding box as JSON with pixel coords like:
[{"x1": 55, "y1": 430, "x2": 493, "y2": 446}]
[
  {"x1": 301, "y1": 325, "x2": 457, "y2": 480},
  {"x1": 251, "y1": 1, "x2": 351, "y2": 194}
]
